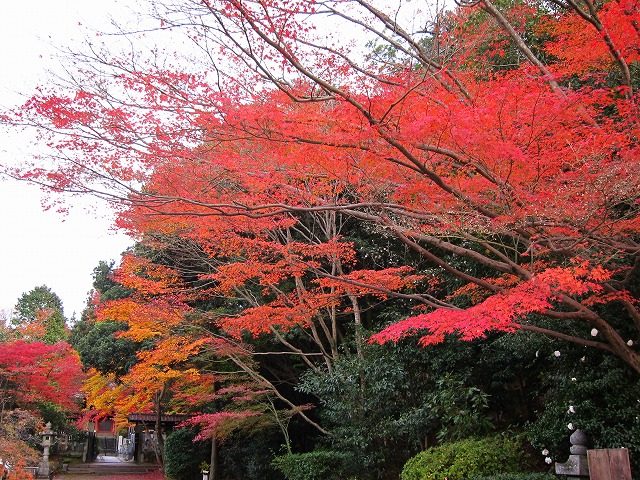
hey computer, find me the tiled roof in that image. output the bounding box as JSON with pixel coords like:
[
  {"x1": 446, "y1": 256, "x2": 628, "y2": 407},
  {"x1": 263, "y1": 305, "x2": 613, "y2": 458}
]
[{"x1": 127, "y1": 413, "x2": 191, "y2": 423}]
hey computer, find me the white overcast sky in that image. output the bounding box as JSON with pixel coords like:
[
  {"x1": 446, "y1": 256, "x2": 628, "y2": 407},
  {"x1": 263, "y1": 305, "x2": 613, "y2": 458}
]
[{"x1": 0, "y1": 0, "x2": 133, "y2": 320}]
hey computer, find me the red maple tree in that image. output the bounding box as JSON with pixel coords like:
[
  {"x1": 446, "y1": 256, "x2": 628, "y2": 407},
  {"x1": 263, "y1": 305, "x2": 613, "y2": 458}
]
[
  {"x1": 2, "y1": 0, "x2": 639, "y2": 371},
  {"x1": 0, "y1": 340, "x2": 84, "y2": 414}
]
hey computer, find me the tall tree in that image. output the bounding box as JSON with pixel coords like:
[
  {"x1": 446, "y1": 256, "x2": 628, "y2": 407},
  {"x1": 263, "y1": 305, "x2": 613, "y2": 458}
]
[
  {"x1": 70, "y1": 260, "x2": 140, "y2": 377},
  {"x1": 80, "y1": 254, "x2": 239, "y2": 466},
  {"x1": 2, "y1": 0, "x2": 639, "y2": 374},
  {"x1": 101, "y1": 209, "x2": 422, "y2": 432},
  {"x1": 12, "y1": 286, "x2": 67, "y2": 344}
]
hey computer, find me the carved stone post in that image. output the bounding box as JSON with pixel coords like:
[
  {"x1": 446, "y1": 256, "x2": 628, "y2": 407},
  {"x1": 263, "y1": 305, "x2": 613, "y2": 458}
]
[{"x1": 555, "y1": 429, "x2": 590, "y2": 479}]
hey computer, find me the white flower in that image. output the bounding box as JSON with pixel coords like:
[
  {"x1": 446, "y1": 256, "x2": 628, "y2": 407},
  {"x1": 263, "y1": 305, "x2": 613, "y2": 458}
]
[
  {"x1": 554, "y1": 350, "x2": 561, "y2": 357},
  {"x1": 591, "y1": 328, "x2": 598, "y2": 337},
  {"x1": 568, "y1": 405, "x2": 576, "y2": 414},
  {"x1": 545, "y1": 457, "x2": 553, "y2": 464},
  {"x1": 628, "y1": 340, "x2": 634, "y2": 346},
  {"x1": 581, "y1": 356, "x2": 586, "y2": 362},
  {"x1": 571, "y1": 377, "x2": 577, "y2": 382},
  {"x1": 568, "y1": 423, "x2": 575, "y2": 430},
  {"x1": 541, "y1": 449, "x2": 549, "y2": 456},
  {"x1": 535, "y1": 350, "x2": 540, "y2": 358}
]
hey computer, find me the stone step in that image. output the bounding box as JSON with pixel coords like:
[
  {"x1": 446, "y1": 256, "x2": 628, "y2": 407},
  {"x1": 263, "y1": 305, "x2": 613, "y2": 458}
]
[{"x1": 66, "y1": 463, "x2": 159, "y2": 474}]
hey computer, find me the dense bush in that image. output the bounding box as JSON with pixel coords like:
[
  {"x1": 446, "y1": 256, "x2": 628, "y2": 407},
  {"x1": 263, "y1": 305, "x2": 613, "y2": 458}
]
[
  {"x1": 400, "y1": 437, "x2": 524, "y2": 480},
  {"x1": 164, "y1": 428, "x2": 211, "y2": 480},
  {"x1": 219, "y1": 427, "x2": 284, "y2": 480},
  {"x1": 297, "y1": 340, "x2": 496, "y2": 479},
  {"x1": 272, "y1": 450, "x2": 354, "y2": 480}
]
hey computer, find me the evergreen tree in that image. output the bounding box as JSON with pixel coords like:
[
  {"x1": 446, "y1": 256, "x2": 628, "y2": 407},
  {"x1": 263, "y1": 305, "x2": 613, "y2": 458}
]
[{"x1": 12, "y1": 285, "x2": 67, "y2": 344}]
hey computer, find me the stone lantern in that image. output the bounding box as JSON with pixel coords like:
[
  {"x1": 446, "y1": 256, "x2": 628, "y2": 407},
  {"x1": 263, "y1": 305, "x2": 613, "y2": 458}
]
[{"x1": 38, "y1": 422, "x2": 56, "y2": 478}]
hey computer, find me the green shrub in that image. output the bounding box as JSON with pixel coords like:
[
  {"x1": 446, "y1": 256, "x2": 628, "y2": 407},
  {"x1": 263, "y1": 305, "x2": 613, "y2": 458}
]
[
  {"x1": 164, "y1": 428, "x2": 211, "y2": 480},
  {"x1": 220, "y1": 427, "x2": 284, "y2": 480},
  {"x1": 272, "y1": 450, "x2": 352, "y2": 480},
  {"x1": 468, "y1": 474, "x2": 557, "y2": 480},
  {"x1": 400, "y1": 437, "x2": 524, "y2": 480}
]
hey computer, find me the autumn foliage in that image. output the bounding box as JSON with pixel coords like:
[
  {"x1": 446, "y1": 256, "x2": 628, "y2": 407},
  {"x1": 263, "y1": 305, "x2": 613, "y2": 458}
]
[
  {"x1": 0, "y1": 461, "x2": 35, "y2": 480},
  {"x1": 0, "y1": 409, "x2": 42, "y2": 478},
  {"x1": 81, "y1": 255, "x2": 207, "y2": 423},
  {"x1": 0, "y1": 340, "x2": 84, "y2": 412},
  {"x1": 2, "y1": 0, "x2": 640, "y2": 379},
  {"x1": 0, "y1": 340, "x2": 83, "y2": 473}
]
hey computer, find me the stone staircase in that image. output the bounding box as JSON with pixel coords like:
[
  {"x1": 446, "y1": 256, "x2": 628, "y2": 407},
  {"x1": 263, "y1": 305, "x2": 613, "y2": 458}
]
[{"x1": 66, "y1": 460, "x2": 159, "y2": 475}]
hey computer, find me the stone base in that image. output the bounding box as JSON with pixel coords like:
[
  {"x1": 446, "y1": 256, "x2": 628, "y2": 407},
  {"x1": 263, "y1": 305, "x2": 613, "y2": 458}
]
[
  {"x1": 555, "y1": 454, "x2": 590, "y2": 478},
  {"x1": 37, "y1": 461, "x2": 50, "y2": 479}
]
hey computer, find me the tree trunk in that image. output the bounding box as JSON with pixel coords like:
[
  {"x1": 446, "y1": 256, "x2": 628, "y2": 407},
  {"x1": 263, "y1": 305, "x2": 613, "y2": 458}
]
[
  {"x1": 153, "y1": 387, "x2": 166, "y2": 467},
  {"x1": 210, "y1": 435, "x2": 219, "y2": 480}
]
